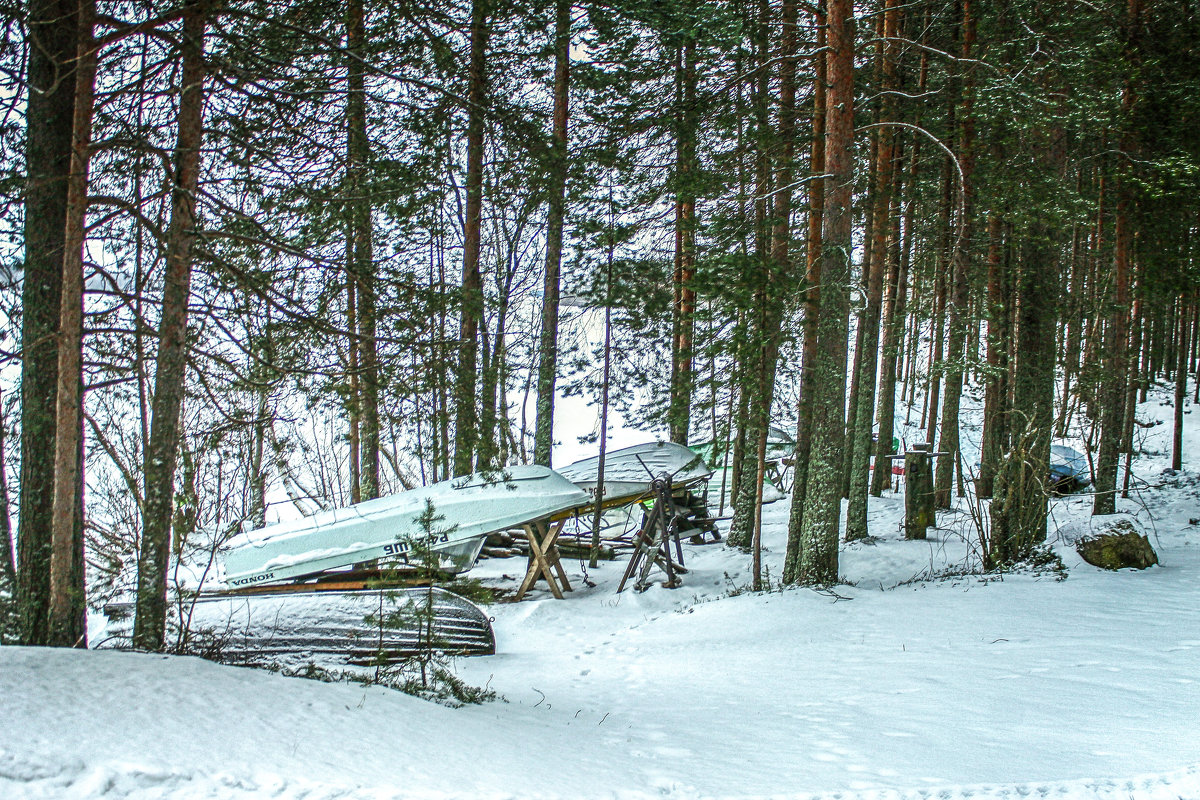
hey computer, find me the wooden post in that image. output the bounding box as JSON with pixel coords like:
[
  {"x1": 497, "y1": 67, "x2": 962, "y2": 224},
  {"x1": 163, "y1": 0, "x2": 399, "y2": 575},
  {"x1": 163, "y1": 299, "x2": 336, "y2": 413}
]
[{"x1": 904, "y1": 443, "x2": 936, "y2": 540}]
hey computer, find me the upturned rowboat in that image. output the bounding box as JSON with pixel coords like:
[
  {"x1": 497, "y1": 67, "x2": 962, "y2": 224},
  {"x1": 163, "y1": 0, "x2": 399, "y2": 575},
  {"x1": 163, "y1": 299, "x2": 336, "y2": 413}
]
[
  {"x1": 222, "y1": 465, "x2": 591, "y2": 587},
  {"x1": 557, "y1": 441, "x2": 711, "y2": 506}
]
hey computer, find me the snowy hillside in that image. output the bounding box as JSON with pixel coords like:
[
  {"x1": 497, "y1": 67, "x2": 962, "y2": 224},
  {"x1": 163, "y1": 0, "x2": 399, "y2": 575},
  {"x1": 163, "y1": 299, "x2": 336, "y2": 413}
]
[{"x1": 2, "y1": 385, "x2": 1199, "y2": 800}]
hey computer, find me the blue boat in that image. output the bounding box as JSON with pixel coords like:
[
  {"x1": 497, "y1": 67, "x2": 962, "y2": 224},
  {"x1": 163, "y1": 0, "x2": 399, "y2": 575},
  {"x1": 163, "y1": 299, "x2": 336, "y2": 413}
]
[{"x1": 1048, "y1": 445, "x2": 1091, "y2": 492}]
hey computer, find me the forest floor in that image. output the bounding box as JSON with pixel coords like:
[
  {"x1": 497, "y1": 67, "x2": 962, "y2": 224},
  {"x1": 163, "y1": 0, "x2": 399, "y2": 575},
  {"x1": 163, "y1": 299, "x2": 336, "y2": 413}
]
[{"x1": 2, "y1": 382, "x2": 1199, "y2": 800}]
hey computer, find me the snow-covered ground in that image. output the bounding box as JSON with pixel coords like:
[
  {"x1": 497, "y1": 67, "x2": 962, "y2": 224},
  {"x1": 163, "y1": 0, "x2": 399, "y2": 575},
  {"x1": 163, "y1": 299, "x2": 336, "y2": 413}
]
[{"x1": 3, "y1": 385, "x2": 1199, "y2": 800}]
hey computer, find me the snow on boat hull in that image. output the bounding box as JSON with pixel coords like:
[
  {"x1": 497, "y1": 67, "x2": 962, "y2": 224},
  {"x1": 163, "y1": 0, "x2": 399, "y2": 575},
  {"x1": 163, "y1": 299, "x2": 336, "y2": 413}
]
[
  {"x1": 707, "y1": 466, "x2": 784, "y2": 505},
  {"x1": 692, "y1": 425, "x2": 794, "y2": 472},
  {"x1": 100, "y1": 587, "x2": 495, "y2": 663},
  {"x1": 223, "y1": 466, "x2": 591, "y2": 587},
  {"x1": 558, "y1": 441, "x2": 712, "y2": 505},
  {"x1": 1049, "y1": 444, "x2": 1091, "y2": 492}
]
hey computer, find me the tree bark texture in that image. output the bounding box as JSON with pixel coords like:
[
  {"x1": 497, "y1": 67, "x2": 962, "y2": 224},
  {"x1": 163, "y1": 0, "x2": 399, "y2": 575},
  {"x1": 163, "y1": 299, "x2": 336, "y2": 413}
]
[
  {"x1": 668, "y1": 36, "x2": 698, "y2": 447},
  {"x1": 346, "y1": 269, "x2": 362, "y2": 502},
  {"x1": 1094, "y1": 0, "x2": 1141, "y2": 516},
  {"x1": 533, "y1": 0, "x2": 569, "y2": 468},
  {"x1": 923, "y1": 158, "x2": 953, "y2": 445},
  {"x1": 977, "y1": 212, "x2": 1009, "y2": 498},
  {"x1": 987, "y1": 218, "x2": 1058, "y2": 565},
  {"x1": 727, "y1": 0, "x2": 777, "y2": 550},
  {"x1": 347, "y1": 0, "x2": 380, "y2": 499},
  {"x1": 934, "y1": 0, "x2": 976, "y2": 509},
  {"x1": 452, "y1": 0, "x2": 488, "y2": 477},
  {"x1": 47, "y1": 0, "x2": 97, "y2": 648},
  {"x1": 790, "y1": 0, "x2": 853, "y2": 585},
  {"x1": 846, "y1": 0, "x2": 899, "y2": 540},
  {"x1": 133, "y1": 1, "x2": 208, "y2": 650},
  {"x1": 870, "y1": 153, "x2": 910, "y2": 496},
  {"x1": 17, "y1": 0, "x2": 78, "y2": 646},
  {"x1": 1, "y1": 390, "x2": 17, "y2": 606},
  {"x1": 1172, "y1": 292, "x2": 1191, "y2": 471},
  {"x1": 784, "y1": 4, "x2": 826, "y2": 569},
  {"x1": 729, "y1": 0, "x2": 796, "y2": 550}
]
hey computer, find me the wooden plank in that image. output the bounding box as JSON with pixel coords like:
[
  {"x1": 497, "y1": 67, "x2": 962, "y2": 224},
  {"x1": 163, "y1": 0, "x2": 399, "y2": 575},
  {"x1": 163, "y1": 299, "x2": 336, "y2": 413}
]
[
  {"x1": 514, "y1": 518, "x2": 573, "y2": 601},
  {"x1": 528, "y1": 519, "x2": 565, "y2": 599},
  {"x1": 618, "y1": 502, "x2": 660, "y2": 592},
  {"x1": 207, "y1": 574, "x2": 438, "y2": 597},
  {"x1": 544, "y1": 518, "x2": 572, "y2": 593},
  {"x1": 514, "y1": 523, "x2": 546, "y2": 601}
]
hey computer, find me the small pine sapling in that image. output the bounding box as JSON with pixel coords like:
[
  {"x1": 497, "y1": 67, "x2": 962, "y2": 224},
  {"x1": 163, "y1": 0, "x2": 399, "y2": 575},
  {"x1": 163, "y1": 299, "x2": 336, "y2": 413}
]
[{"x1": 362, "y1": 499, "x2": 496, "y2": 706}]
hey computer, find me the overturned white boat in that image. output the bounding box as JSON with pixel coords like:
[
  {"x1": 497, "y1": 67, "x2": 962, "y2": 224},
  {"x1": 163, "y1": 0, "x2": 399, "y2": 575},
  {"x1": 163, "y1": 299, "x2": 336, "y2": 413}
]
[
  {"x1": 707, "y1": 466, "x2": 785, "y2": 507},
  {"x1": 222, "y1": 465, "x2": 591, "y2": 588},
  {"x1": 100, "y1": 587, "x2": 497, "y2": 664},
  {"x1": 558, "y1": 441, "x2": 712, "y2": 505}
]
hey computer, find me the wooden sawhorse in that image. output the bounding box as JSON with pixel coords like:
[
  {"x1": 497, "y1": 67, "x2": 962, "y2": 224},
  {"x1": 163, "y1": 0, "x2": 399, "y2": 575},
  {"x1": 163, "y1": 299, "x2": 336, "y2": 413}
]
[{"x1": 513, "y1": 518, "x2": 572, "y2": 601}]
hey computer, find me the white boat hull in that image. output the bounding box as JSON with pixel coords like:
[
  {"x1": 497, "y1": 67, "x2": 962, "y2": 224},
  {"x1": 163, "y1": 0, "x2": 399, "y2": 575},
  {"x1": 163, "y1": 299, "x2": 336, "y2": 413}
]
[
  {"x1": 223, "y1": 466, "x2": 591, "y2": 587},
  {"x1": 558, "y1": 441, "x2": 711, "y2": 505}
]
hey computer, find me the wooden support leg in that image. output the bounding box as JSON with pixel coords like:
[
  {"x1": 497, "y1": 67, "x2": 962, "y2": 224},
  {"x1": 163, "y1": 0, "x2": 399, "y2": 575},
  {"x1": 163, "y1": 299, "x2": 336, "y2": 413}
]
[
  {"x1": 636, "y1": 512, "x2": 669, "y2": 592},
  {"x1": 546, "y1": 519, "x2": 572, "y2": 593},
  {"x1": 514, "y1": 519, "x2": 569, "y2": 601},
  {"x1": 659, "y1": 541, "x2": 677, "y2": 587},
  {"x1": 514, "y1": 527, "x2": 543, "y2": 601},
  {"x1": 619, "y1": 504, "x2": 660, "y2": 593}
]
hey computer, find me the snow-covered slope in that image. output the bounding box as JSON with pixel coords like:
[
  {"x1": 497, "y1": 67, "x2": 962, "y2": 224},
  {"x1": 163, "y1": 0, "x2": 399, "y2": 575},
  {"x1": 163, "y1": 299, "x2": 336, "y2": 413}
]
[{"x1": 3, "y1": 385, "x2": 1199, "y2": 800}]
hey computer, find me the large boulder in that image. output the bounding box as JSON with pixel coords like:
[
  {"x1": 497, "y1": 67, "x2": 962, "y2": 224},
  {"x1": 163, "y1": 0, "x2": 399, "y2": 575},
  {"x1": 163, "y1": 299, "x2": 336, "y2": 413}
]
[{"x1": 1076, "y1": 519, "x2": 1159, "y2": 570}]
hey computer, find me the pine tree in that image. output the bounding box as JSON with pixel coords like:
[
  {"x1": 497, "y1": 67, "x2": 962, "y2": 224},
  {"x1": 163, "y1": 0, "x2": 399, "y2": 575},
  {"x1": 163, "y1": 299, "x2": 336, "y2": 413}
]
[
  {"x1": 17, "y1": 0, "x2": 79, "y2": 646},
  {"x1": 134, "y1": 0, "x2": 210, "y2": 650},
  {"x1": 533, "y1": 0, "x2": 570, "y2": 468},
  {"x1": 787, "y1": 0, "x2": 854, "y2": 585}
]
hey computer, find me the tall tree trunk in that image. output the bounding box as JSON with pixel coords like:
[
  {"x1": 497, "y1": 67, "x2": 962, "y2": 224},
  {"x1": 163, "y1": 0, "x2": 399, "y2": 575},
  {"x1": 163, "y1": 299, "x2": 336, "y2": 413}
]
[
  {"x1": 902, "y1": 262, "x2": 923, "y2": 416},
  {"x1": 347, "y1": 0, "x2": 380, "y2": 499},
  {"x1": 1171, "y1": 292, "x2": 1190, "y2": 471},
  {"x1": 478, "y1": 306, "x2": 495, "y2": 469},
  {"x1": 452, "y1": 0, "x2": 488, "y2": 477},
  {"x1": 727, "y1": 0, "x2": 776, "y2": 550},
  {"x1": 924, "y1": 159, "x2": 953, "y2": 445},
  {"x1": 435, "y1": 228, "x2": 450, "y2": 481},
  {"x1": 345, "y1": 269, "x2": 361, "y2": 502},
  {"x1": 1056, "y1": 176, "x2": 1087, "y2": 436},
  {"x1": 871, "y1": 144, "x2": 912, "y2": 496},
  {"x1": 934, "y1": 0, "x2": 976, "y2": 508},
  {"x1": 1093, "y1": 192, "x2": 1131, "y2": 515},
  {"x1": 840, "y1": 9, "x2": 885, "y2": 503},
  {"x1": 788, "y1": 0, "x2": 853, "y2": 585},
  {"x1": 533, "y1": 0, "x2": 569, "y2": 467},
  {"x1": 478, "y1": 261, "x2": 516, "y2": 470},
  {"x1": 342, "y1": 48, "x2": 364, "y2": 501},
  {"x1": 783, "y1": 0, "x2": 825, "y2": 570},
  {"x1": 1193, "y1": 295, "x2": 1199, "y2": 404},
  {"x1": 846, "y1": 0, "x2": 899, "y2": 540},
  {"x1": 590, "y1": 195, "x2": 617, "y2": 568},
  {"x1": 133, "y1": 1, "x2": 208, "y2": 650},
  {"x1": 872, "y1": 6, "x2": 926, "y2": 496},
  {"x1": 1094, "y1": 0, "x2": 1141, "y2": 516},
  {"x1": 669, "y1": 36, "x2": 698, "y2": 446},
  {"x1": 730, "y1": 0, "x2": 797, "y2": 550},
  {"x1": 987, "y1": 217, "x2": 1058, "y2": 566},
  {"x1": 250, "y1": 388, "x2": 269, "y2": 530},
  {"x1": 725, "y1": 29, "x2": 750, "y2": 514},
  {"x1": 977, "y1": 211, "x2": 1009, "y2": 498},
  {"x1": 17, "y1": 0, "x2": 78, "y2": 645},
  {"x1": 0, "y1": 389, "x2": 17, "y2": 601},
  {"x1": 1120, "y1": 280, "x2": 1144, "y2": 497},
  {"x1": 47, "y1": 0, "x2": 97, "y2": 648}
]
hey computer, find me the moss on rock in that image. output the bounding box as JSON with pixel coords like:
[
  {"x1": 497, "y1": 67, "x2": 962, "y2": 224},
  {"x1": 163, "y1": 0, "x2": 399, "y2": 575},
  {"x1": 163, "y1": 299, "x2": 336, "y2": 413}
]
[{"x1": 1076, "y1": 521, "x2": 1159, "y2": 570}]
